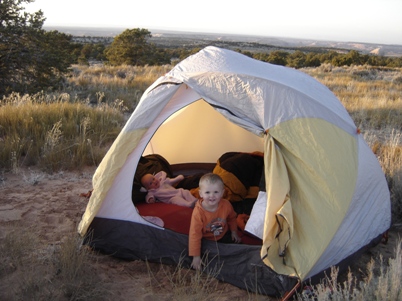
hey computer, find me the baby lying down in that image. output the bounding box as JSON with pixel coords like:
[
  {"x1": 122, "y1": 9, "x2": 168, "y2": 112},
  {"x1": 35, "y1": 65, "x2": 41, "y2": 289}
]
[{"x1": 141, "y1": 171, "x2": 197, "y2": 208}]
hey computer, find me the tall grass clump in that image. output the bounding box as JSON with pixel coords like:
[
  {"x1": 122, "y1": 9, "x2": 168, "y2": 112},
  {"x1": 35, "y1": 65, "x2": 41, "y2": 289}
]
[
  {"x1": 370, "y1": 130, "x2": 402, "y2": 222},
  {"x1": 146, "y1": 255, "x2": 225, "y2": 301},
  {"x1": 0, "y1": 92, "x2": 125, "y2": 172},
  {"x1": 0, "y1": 223, "x2": 49, "y2": 300},
  {"x1": 67, "y1": 64, "x2": 171, "y2": 110},
  {"x1": 296, "y1": 239, "x2": 402, "y2": 301},
  {"x1": 54, "y1": 232, "x2": 108, "y2": 300},
  {"x1": 0, "y1": 224, "x2": 108, "y2": 300}
]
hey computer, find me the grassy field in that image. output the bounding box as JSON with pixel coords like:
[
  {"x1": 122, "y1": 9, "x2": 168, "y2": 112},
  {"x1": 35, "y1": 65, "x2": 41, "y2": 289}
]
[{"x1": 0, "y1": 63, "x2": 401, "y2": 300}]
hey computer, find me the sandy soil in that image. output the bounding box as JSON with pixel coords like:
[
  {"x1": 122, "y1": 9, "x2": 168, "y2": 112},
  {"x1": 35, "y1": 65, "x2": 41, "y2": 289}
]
[{"x1": 0, "y1": 167, "x2": 400, "y2": 300}]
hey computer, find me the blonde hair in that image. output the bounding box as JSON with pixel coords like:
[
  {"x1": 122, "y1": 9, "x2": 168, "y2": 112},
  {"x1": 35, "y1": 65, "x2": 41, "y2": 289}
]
[{"x1": 199, "y1": 173, "x2": 224, "y2": 189}]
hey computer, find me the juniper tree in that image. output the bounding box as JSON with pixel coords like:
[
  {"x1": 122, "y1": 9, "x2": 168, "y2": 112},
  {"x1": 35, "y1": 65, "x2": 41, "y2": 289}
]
[
  {"x1": 105, "y1": 28, "x2": 169, "y2": 66},
  {"x1": 0, "y1": 0, "x2": 76, "y2": 97}
]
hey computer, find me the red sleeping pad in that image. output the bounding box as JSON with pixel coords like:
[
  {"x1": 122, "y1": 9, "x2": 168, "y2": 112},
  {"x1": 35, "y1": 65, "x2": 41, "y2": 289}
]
[{"x1": 136, "y1": 202, "x2": 262, "y2": 245}]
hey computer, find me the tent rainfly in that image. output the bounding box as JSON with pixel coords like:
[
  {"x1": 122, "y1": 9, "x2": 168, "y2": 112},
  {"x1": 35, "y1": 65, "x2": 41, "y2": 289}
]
[{"x1": 78, "y1": 46, "x2": 391, "y2": 298}]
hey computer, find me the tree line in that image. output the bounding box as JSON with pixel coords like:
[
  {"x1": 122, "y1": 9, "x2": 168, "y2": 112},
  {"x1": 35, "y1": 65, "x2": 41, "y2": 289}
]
[
  {"x1": 241, "y1": 49, "x2": 402, "y2": 69},
  {"x1": 1, "y1": 0, "x2": 401, "y2": 98},
  {"x1": 77, "y1": 40, "x2": 402, "y2": 70}
]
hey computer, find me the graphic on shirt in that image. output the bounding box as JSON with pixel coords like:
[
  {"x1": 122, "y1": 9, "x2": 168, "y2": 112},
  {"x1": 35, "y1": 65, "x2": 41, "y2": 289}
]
[{"x1": 206, "y1": 218, "x2": 226, "y2": 236}]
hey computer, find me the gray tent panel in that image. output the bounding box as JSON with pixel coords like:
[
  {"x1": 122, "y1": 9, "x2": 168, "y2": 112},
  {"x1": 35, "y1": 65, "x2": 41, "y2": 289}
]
[{"x1": 85, "y1": 217, "x2": 299, "y2": 297}]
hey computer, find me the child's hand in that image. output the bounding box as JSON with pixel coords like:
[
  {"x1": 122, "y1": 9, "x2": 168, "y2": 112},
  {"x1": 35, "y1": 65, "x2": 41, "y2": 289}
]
[
  {"x1": 191, "y1": 256, "x2": 202, "y2": 270},
  {"x1": 171, "y1": 174, "x2": 184, "y2": 186},
  {"x1": 146, "y1": 197, "x2": 155, "y2": 204},
  {"x1": 231, "y1": 230, "x2": 241, "y2": 243},
  {"x1": 177, "y1": 174, "x2": 184, "y2": 181}
]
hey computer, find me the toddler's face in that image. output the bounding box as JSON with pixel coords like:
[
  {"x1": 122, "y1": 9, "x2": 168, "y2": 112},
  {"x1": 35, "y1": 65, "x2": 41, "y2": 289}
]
[
  {"x1": 142, "y1": 174, "x2": 160, "y2": 190},
  {"x1": 199, "y1": 182, "x2": 224, "y2": 207}
]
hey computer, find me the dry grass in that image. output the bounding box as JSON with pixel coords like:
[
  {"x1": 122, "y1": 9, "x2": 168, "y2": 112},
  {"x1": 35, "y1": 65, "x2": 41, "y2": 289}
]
[
  {"x1": 55, "y1": 233, "x2": 109, "y2": 300},
  {"x1": 0, "y1": 92, "x2": 126, "y2": 172},
  {"x1": 296, "y1": 239, "x2": 402, "y2": 301},
  {"x1": 0, "y1": 224, "x2": 108, "y2": 300},
  {"x1": 145, "y1": 254, "x2": 269, "y2": 301},
  {"x1": 303, "y1": 65, "x2": 402, "y2": 130},
  {"x1": 67, "y1": 64, "x2": 172, "y2": 110},
  {"x1": 0, "y1": 64, "x2": 171, "y2": 172},
  {"x1": 146, "y1": 255, "x2": 224, "y2": 301}
]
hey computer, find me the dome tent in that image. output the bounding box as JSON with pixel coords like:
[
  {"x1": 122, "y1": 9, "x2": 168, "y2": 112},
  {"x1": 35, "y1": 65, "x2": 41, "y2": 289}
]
[{"x1": 78, "y1": 46, "x2": 390, "y2": 298}]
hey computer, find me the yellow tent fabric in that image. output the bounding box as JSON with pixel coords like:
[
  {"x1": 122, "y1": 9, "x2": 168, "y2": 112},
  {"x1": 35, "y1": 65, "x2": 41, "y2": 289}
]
[
  {"x1": 261, "y1": 118, "x2": 357, "y2": 279},
  {"x1": 78, "y1": 128, "x2": 147, "y2": 235},
  {"x1": 261, "y1": 133, "x2": 291, "y2": 259}
]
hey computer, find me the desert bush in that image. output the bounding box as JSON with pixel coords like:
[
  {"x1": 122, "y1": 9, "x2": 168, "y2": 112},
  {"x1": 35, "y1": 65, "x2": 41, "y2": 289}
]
[{"x1": 393, "y1": 76, "x2": 402, "y2": 85}]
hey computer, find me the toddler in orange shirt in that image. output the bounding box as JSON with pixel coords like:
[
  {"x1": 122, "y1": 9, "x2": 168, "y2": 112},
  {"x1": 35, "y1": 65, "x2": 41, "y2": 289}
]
[{"x1": 188, "y1": 173, "x2": 241, "y2": 270}]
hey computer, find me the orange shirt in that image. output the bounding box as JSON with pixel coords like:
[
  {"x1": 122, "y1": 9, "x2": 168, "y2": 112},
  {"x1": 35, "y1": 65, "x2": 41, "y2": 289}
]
[{"x1": 188, "y1": 198, "x2": 237, "y2": 257}]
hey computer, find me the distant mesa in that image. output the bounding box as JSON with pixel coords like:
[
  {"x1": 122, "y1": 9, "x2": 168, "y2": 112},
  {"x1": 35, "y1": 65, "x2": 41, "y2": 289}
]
[
  {"x1": 44, "y1": 26, "x2": 402, "y2": 57},
  {"x1": 370, "y1": 48, "x2": 384, "y2": 56}
]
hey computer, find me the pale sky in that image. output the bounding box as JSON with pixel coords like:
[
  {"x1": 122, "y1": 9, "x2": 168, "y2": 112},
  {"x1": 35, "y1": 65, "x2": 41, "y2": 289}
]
[{"x1": 25, "y1": 0, "x2": 402, "y2": 45}]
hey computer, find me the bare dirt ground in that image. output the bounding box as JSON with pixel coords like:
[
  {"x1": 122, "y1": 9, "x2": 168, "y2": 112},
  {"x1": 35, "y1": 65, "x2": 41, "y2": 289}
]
[{"x1": 0, "y1": 167, "x2": 401, "y2": 301}]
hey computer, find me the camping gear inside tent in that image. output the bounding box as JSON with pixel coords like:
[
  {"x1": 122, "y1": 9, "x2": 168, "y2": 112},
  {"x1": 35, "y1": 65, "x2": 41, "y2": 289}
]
[{"x1": 78, "y1": 46, "x2": 391, "y2": 298}]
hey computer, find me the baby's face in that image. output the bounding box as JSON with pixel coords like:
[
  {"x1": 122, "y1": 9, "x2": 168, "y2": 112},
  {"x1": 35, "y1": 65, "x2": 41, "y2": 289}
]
[{"x1": 142, "y1": 174, "x2": 160, "y2": 190}]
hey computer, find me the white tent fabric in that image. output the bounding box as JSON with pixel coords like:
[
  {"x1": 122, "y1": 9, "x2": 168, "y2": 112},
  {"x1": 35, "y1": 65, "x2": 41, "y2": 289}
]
[{"x1": 79, "y1": 46, "x2": 390, "y2": 285}]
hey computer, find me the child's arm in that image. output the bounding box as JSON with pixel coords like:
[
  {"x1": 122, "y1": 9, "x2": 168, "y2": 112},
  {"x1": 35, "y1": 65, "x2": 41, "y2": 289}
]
[
  {"x1": 165, "y1": 174, "x2": 184, "y2": 186},
  {"x1": 189, "y1": 208, "x2": 204, "y2": 270}
]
